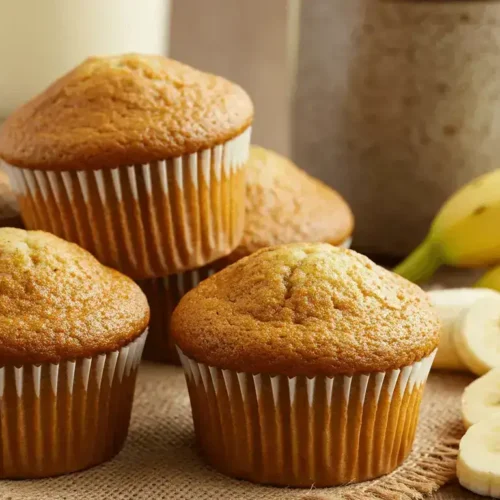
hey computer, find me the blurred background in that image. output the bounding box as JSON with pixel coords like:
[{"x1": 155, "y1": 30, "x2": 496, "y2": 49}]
[{"x1": 2, "y1": 0, "x2": 499, "y2": 260}]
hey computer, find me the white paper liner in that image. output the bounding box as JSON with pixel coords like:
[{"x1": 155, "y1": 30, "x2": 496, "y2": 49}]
[
  {"x1": 1, "y1": 128, "x2": 251, "y2": 279},
  {"x1": 177, "y1": 348, "x2": 436, "y2": 487},
  {"x1": 0, "y1": 330, "x2": 147, "y2": 478}
]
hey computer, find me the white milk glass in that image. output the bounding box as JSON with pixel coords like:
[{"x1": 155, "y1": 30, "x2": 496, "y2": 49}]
[{"x1": 0, "y1": 0, "x2": 171, "y2": 119}]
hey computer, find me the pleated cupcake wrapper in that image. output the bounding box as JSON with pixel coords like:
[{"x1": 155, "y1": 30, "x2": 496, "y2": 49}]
[
  {"x1": 140, "y1": 237, "x2": 352, "y2": 365},
  {"x1": 0, "y1": 330, "x2": 147, "y2": 478},
  {"x1": 1, "y1": 127, "x2": 251, "y2": 279},
  {"x1": 177, "y1": 348, "x2": 436, "y2": 487},
  {"x1": 139, "y1": 268, "x2": 217, "y2": 364}
]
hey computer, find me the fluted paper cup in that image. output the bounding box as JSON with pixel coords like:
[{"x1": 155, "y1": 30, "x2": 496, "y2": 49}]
[
  {"x1": 138, "y1": 270, "x2": 216, "y2": 364},
  {"x1": 1, "y1": 128, "x2": 251, "y2": 279},
  {"x1": 0, "y1": 331, "x2": 147, "y2": 478},
  {"x1": 139, "y1": 237, "x2": 352, "y2": 364},
  {"x1": 177, "y1": 348, "x2": 436, "y2": 487}
]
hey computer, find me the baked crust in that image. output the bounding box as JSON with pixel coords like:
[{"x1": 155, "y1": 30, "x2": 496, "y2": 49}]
[
  {"x1": 0, "y1": 228, "x2": 149, "y2": 364},
  {"x1": 0, "y1": 54, "x2": 254, "y2": 171},
  {"x1": 171, "y1": 243, "x2": 439, "y2": 376},
  {"x1": 226, "y1": 146, "x2": 354, "y2": 263}
]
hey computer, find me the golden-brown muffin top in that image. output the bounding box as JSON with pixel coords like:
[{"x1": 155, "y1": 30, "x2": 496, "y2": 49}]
[
  {"x1": 0, "y1": 228, "x2": 149, "y2": 364},
  {"x1": 0, "y1": 54, "x2": 254, "y2": 171},
  {"x1": 172, "y1": 243, "x2": 439, "y2": 376},
  {"x1": 225, "y1": 146, "x2": 353, "y2": 263},
  {"x1": 0, "y1": 171, "x2": 21, "y2": 226}
]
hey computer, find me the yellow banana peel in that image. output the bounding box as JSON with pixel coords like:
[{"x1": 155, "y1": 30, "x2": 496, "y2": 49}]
[{"x1": 394, "y1": 169, "x2": 500, "y2": 283}]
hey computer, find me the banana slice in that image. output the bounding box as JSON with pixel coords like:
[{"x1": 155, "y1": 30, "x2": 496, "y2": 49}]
[
  {"x1": 455, "y1": 294, "x2": 500, "y2": 376},
  {"x1": 462, "y1": 368, "x2": 500, "y2": 429},
  {"x1": 457, "y1": 415, "x2": 500, "y2": 498},
  {"x1": 427, "y1": 288, "x2": 499, "y2": 371}
]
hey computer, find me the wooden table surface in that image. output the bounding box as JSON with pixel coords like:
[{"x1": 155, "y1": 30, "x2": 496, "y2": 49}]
[{"x1": 432, "y1": 482, "x2": 483, "y2": 500}]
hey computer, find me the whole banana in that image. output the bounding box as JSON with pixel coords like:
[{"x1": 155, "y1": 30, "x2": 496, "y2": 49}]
[{"x1": 394, "y1": 169, "x2": 500, "y2": 283}]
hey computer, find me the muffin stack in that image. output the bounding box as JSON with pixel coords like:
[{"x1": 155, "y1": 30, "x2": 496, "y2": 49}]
[
  {"x1": 0, "y1": 53, "x2": 353, "y2": 364},
  {"x1": 0, "y1": 53, "x2": 439, "y2": 488}
]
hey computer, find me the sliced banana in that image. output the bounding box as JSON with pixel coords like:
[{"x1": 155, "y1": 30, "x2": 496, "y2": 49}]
[
  {"x1": 455, "y1": 294, "x2": 500, "y2": 376},
  {"x1": 427, "y1": 288, "x2": 500, "y2": 371},
  {"x1": 457, "y1": 415, "x2": 500, "y2": 498},
  {"x1": 462, "y1": 368, "x2": 500, "y2": 429}
]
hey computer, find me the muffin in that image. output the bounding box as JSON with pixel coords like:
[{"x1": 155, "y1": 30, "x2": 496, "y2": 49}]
[
  {"x1": 0, "y1": 54, "x2": 253, "y2": 279},
  {"x1": 0, "y1": 228, "x2": 149, "y2": 478},
  {"x1": 140, "y1": 145, "x2": 354, "y2": 363},
  {"x1": 219, "y1": 145, "x2": 354, "y2": 262},
  {"x1": 0, "y1": 170, "x2": 22, "y2": 228},
  {"x1": 171, "y1": 243, "x2": 439, "y2": 487}
]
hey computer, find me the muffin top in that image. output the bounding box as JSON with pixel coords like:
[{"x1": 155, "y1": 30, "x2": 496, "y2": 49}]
[
  {"x1": 0, "y1": 54, "x2": 254, "y2": 171},
  {"x1": 226, "y1": 146, "x2": 354, "y2": 263},
  {"x1": 0, "y1": 171, "x2": 21, "y2": 227},
  {"x1": 172, "y1": 243, "x2": 439, "y2": 376},
  {"x1": 0, "y1": 228, "x2": 149, "y2": 364}
]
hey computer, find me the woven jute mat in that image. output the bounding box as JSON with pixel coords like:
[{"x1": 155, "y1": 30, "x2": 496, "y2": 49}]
[{"x1": 0, "y1": 363, "x2": 471, "y2": 500}]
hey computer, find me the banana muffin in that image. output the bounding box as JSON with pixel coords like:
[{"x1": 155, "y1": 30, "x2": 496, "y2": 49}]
[
  {"x1": 171, "y1": 243, "x2": 439, "y2": 487},
  {"x1": 223, "y1": 145, "x2": 353, "y2": 263},
  {"x1": 0, "y1": 54, "x2": 254, "y2": 279},
  {"x1": 0, "y1": 170, "x2": 22, "y2": 228},
  {"x1": 140, "y1": 145, "x2": 354, "y2": 363},
  {"x1": 0, "y1": 228, "x2": 149, "y2": 478}
]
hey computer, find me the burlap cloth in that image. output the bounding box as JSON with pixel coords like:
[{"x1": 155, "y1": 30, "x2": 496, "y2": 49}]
[{"x1": 0, "y1": 363, "x2": 471, "y2": 500}]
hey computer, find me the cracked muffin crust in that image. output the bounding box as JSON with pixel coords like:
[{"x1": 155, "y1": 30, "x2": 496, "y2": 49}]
[
  {"x1": 0, "y1": 228, "x2": 149, "y2": 364},
  {"x1": 171, "y1": 242, "x2": 439, "y2": 376},
  {"x1": 226, "y1": 146, "x2": 354, "y2": 263},
  {"x1": 0, "y1": 54, "x2": 254, "y2": 171}
]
